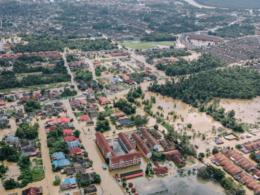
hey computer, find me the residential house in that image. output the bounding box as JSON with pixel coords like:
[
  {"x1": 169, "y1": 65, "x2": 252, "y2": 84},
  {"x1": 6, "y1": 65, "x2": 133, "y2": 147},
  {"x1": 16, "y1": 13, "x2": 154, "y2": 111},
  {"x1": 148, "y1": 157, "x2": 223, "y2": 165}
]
[
  {"x1": 89, "y1": 111, "x2": 99, "y2": 117},
  {"x1": 60, "y1": 183, "x2": 71, "y2": 191},
  {"x1": 44, "y1": 104, "x2": 53, "y2": 110},
  {"x1": 165, "y1": 150, "x2": 186, "y2": 165},
  {"x1": 64, "y1": 136, "x2": 79, "y2": 142},
  {"x1": 99, "y1": 97, "x2": 109, "y2": 105},
  {"x1": 21, "y1": 147, "x2": 38, "y2": 157},
  {"x1": 67, "y1": 140, "x2": 81, "y2": 149},
  {"x1": 79, "y1": 115, "x2": 90, "y2": 121},
  {"x1": 10, "y1": 142, "x2": 20, "y2": 151},
  {"x1": 222, "y1": 149, "x2": 255, "y2": 170},
  {"x1": 52, "y1": 152, "x2": 65, "y2": 160},
  {"x1": 52, "y1": 159, "x2": 71, "y2": 168},
  {"x1": 63, "y1": 129, "x2": 73, "y2": 136},
  {"x1": 116, "y1": 119, "x2": 132, "y2": 126},
  {"x1": 153, "y1": 166, "x2": 168, "y2": 176},
  {"x1": 21, "y1": 141, "x2": 36, "y2": 148},
  {"x1": 81, "y1": 172, "x2": 96, "y2": 183},
  {"x1": 74, "y1": 162, "x2": 86, "y2": 173},
  {"x1": 84, "y1": 185, "x2": 97, "y2": 195},
  {"x1": 61, "y1": 166, "x2": 74, "y2": 175},
  {"x1": 6, "y1": 137, "x2": 19, "y2": 143},
  {"x1": 22, "y1": 187, "x2": 43, "y2": 195},
  {"x1": 69, "y1": 147, "x2": 82, "y2": 156}
]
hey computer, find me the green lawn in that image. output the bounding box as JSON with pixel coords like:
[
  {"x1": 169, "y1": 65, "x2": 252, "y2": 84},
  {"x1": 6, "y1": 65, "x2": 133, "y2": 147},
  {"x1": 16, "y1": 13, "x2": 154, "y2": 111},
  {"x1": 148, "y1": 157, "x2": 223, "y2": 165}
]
[{"x1": 120, "y1": 41, "x2": 175, "y2": 49}]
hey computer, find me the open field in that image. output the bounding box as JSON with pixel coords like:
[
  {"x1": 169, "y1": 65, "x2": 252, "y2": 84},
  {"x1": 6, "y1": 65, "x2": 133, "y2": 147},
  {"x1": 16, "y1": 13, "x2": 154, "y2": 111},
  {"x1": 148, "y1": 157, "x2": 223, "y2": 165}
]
[{"x1": 119, "y1": 41, "x2": 175, "y2": 49}]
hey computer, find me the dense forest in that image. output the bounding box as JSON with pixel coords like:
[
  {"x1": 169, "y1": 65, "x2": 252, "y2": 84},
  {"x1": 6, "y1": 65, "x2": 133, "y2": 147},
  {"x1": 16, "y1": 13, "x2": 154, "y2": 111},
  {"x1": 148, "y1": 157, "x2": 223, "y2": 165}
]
[
  {"x1": 156, "y1": 54, "x2": 227, "y2": 76},
  {"x1": 12, "y1": 35, "x2": 117, "y2": 53},
  {"x1": 0, "y1": 60, "x2": 10, "y2": 67},
  {"x1": 141, "y1": 33, "x2": 176, "y2": 42},
  {"x1": 148, "y1": 67, "x2": 260, "y2": 105},
  {"x1": 195, "y1": 0, "x2": 260, "y2": 9},
  {"x1": 210, "y1": 24, "x2": 255, "y2": 38}
]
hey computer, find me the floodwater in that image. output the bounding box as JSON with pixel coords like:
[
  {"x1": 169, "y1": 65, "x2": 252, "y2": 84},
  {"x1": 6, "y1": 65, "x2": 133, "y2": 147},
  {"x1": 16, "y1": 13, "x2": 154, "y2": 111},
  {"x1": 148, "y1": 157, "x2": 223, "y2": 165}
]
[
  {"x1": 0, "y1": 80, "x2": 259, "y2": 194},
  {"x1": 219, "y1": 97, "x2": 260, "y2": 124},
  {"x1": 136, "y1": 175, "x2": 225, "y2": 195}
]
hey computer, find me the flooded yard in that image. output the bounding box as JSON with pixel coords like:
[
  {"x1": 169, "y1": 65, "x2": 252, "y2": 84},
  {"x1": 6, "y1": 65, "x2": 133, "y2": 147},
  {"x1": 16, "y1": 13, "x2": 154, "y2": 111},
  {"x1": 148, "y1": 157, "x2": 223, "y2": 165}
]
[{"x1": 0, "y1": 80, "x2": 259, "y2": 195}]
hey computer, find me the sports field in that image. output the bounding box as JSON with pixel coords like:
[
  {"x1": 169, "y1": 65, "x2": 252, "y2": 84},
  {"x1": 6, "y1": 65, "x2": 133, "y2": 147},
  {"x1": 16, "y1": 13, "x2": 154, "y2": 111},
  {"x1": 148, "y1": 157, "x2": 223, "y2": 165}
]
[{"x1": 120, "y1": 41, "x2": 175, "y2": 49}]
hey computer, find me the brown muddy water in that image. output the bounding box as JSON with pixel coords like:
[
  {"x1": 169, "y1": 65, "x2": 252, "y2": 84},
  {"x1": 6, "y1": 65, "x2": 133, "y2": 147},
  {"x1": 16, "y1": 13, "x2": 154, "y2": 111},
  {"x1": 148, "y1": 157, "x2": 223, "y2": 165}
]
[{"x1": 0, "y1": 83, "x2": 259, "y2": 195}]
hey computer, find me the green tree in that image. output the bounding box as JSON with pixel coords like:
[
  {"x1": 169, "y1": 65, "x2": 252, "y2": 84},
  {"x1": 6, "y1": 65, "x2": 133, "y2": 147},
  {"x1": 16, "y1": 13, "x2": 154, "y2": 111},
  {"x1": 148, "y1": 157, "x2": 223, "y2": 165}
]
[
  {"x1": 94, "y1": 174, "x2": 101, "y2": 183},
  {"x1": 198, "y1": 153, "x2": 205, "y2": 160},
  {"x1": 74, "y1": 130, "x2": 81, "y2": 138},
  {"x1": 212, "y1": 147, "x2": 219, "y2": 154},
  {"x1": 53, "y1": 178, "x2": 61, "y2": 185}
]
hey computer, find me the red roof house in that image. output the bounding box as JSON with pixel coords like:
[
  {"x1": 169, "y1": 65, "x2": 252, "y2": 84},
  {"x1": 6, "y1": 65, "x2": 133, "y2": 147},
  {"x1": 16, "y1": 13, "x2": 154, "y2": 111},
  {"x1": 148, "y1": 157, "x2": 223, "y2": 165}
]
[
  {"x1": 63, "y1": 129, "x2": 73, "y2": 136},
  {"x1": 88, "y1": 88, "x2": 94, "y2": 93},
  {"x1": 80, "y1": 115, "x2": 90, "y2": 121},
  {"x1": 22, "y1": 187, "x2": 43, "y2": 195},
  {"x1": 99, "y1": 97, "x2": 109, "y2": 105},
  {"x1": 20, "y1": 97, "x2": 29, "y2": 102},
  {"x1": 69, "y1": 147, "x2": 82, "y2": 156},
  {"x1": 0, "y1": 102, "x2": 6, "y2": 106},
  {"x1": 153, "y1": 166, "x2": 168, "y2": 176},
  {"x1": 64, "y1": 136, "x2": 79, "y2": 142},
  {"x1": 114, "y1": 112, "x2": 123, "y2": 117}
]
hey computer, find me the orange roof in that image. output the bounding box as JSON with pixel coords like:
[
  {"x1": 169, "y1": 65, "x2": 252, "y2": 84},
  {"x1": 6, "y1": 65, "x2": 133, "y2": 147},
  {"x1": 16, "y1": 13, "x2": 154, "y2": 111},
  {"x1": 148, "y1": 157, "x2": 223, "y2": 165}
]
[{"x1": 122, "y1": 74, "x2": 129, "y2": 80}]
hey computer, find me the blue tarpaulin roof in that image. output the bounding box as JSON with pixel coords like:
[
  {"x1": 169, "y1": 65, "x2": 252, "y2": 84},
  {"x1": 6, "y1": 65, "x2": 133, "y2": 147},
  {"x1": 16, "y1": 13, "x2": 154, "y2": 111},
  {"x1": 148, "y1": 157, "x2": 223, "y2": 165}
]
[
  {"x1": 62, "y1": 178, "x2": 77, "y2": 185},
  {"x1": 102, "y1": 164, "x2": 107, "y2": 169},
  {"x1": 6, "y1": 137, "x2": 18, "y2": 142},
  {"x1": 52, "y1": 159, "x2": 70, "y2": 168},
  {"x1": 52, "y1": 152, "x2": 65, "y2": 160}
]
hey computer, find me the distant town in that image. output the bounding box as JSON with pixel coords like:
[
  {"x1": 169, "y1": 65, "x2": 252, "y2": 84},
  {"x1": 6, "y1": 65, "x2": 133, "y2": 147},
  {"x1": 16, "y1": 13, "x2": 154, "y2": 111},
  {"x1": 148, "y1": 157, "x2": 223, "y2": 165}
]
[{"x1": 0, "y1": 0, "x2": 260, "y2": 195}]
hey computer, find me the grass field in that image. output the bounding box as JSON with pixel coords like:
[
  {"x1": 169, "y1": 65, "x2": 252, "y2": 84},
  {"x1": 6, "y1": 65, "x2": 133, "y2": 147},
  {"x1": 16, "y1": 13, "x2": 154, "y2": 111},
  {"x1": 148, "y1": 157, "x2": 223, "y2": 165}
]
[{"x1": 120, "y1": 41, "x2": 175, "y2": 49}]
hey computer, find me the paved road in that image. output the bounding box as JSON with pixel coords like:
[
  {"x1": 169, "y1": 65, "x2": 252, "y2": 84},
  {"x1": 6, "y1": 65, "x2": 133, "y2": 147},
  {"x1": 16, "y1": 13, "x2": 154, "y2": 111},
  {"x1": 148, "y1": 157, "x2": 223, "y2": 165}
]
[{"x1": 62, "y1": 53, "x2": 78, "y2": 91}]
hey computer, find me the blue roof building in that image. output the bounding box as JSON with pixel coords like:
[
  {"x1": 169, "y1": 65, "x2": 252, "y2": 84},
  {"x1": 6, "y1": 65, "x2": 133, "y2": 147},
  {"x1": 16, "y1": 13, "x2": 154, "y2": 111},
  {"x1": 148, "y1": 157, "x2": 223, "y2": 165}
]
[
  {"x1": 62, "y1": 178, "x2": 77, "y2": 185},
  {"x1": 146, "y1": 78, "x2": 152, "y2": 81},
  {"x1": 67, "y1": 140, "x2": 81, "y2": 149},
  {"x1": 6, "y1": 137, "x2": 19, "y2": 143},
  {"x1": 52, "y1": 152, "x2": 65, "y2": 160},
  {"x1": 118, "y1": 119, "x2": 132, "y2": 126},
  {"x1": 52, "y1": 159, "x2": 70, "y2": 168}
]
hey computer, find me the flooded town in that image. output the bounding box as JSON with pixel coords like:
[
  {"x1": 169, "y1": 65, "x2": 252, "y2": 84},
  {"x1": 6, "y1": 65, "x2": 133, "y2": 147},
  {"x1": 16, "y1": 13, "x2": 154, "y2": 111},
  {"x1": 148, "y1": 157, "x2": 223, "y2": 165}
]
[{"x1": 0, "y1": 0, "x2": 260, "y2": 195}]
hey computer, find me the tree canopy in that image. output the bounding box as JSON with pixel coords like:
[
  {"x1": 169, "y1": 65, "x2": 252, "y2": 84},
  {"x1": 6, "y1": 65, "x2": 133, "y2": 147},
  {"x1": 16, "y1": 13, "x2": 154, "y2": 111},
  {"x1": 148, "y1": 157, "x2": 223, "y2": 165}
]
[
  {"x1": 156, "y1": 54, "x2": 227, "y2": 76},
  {"x1": 149, "y1": 67, "x2": 260, "y2": 105},
  {"x1": 15, "y1": 123, "x2": 39, "y2": 139}
]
